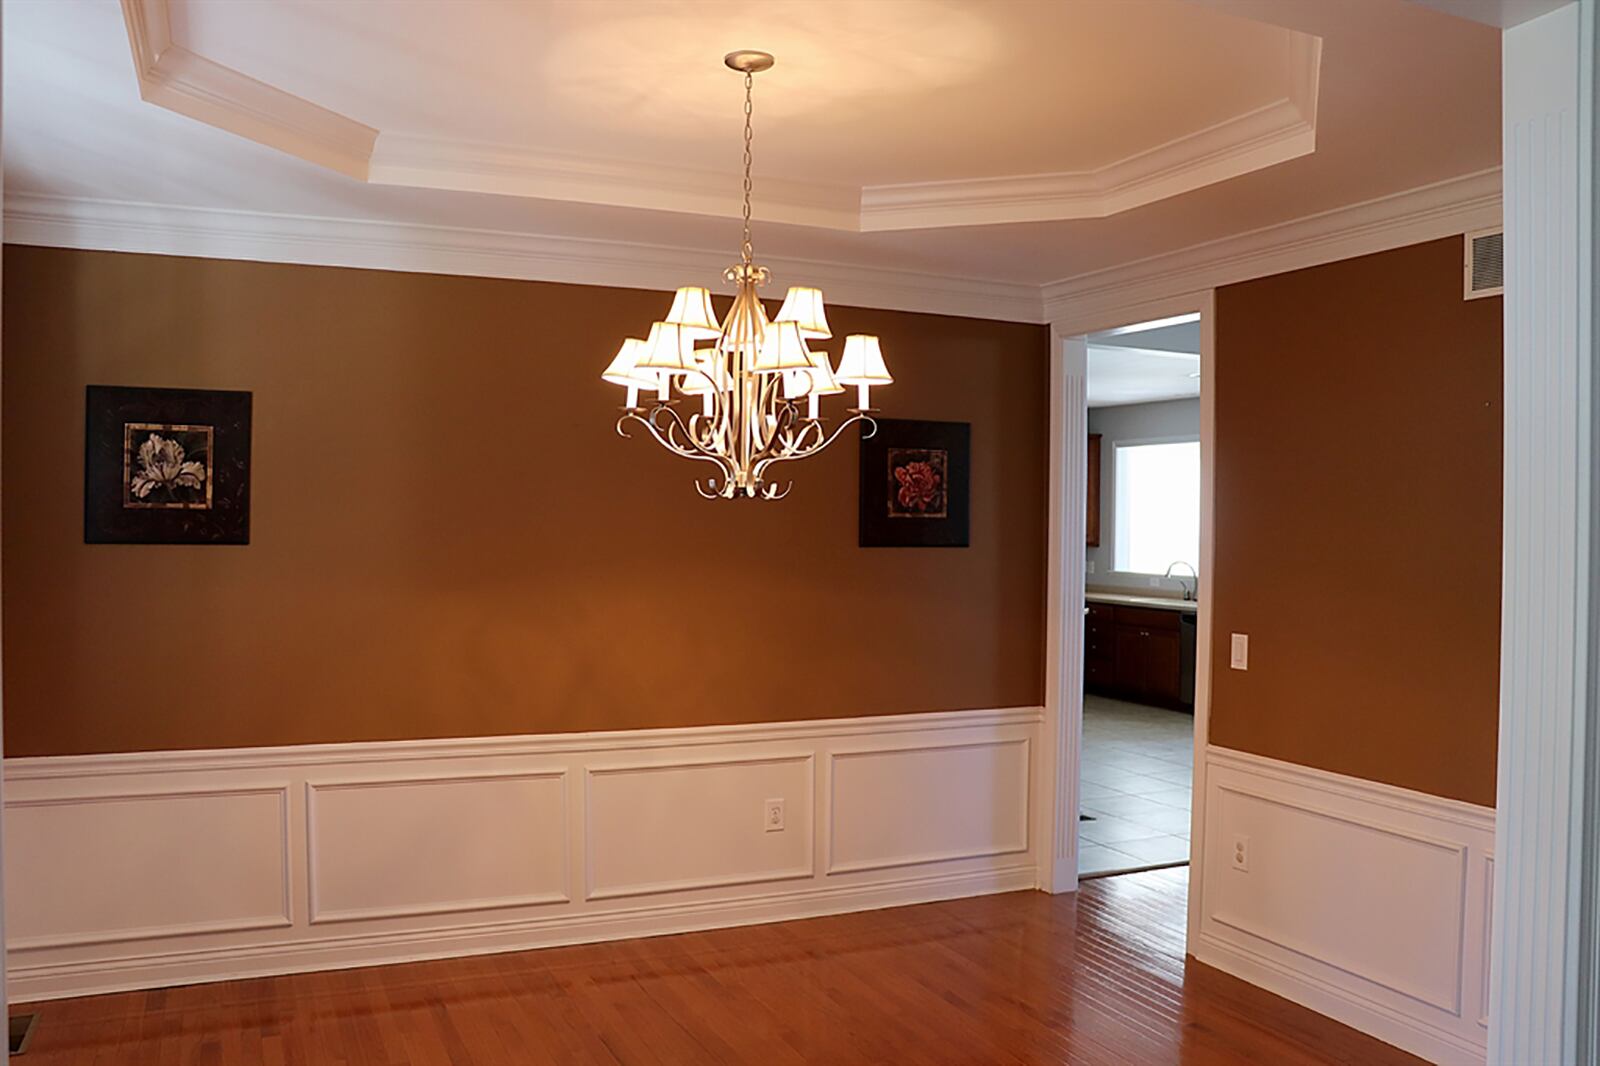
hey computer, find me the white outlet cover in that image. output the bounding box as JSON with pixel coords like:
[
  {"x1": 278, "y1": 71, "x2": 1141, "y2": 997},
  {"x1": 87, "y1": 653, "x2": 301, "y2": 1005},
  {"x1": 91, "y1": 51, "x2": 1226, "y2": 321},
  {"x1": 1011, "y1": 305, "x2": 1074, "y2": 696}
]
[
  {"x1": 764, "y1": 798, "x2": 785, "y2": 832},
  {"x1": 1148, "y1": 575, "x2": 1161, "y2": 587},
  {"x1": 1231, "y1": 833, "x2": 1250, "y2": 871}
]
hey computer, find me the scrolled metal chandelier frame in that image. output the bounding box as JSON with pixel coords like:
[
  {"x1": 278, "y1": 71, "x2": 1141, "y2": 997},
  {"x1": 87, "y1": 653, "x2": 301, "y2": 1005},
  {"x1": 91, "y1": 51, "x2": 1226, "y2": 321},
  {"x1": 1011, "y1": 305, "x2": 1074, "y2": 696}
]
[{"x1": 602, "y1": 50, "x2": 892, "y2": 500}]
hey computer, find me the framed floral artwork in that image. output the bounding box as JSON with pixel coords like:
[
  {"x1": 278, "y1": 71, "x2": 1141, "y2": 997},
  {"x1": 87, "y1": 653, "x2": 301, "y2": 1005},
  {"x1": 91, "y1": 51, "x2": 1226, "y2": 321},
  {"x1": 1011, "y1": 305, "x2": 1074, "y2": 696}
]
[
  {"x1": 85, "y1": 385, "x2": 252, "y2": 544},
  {"x1": 858, "y1": 418, "x2": 970, "y2": 547}
]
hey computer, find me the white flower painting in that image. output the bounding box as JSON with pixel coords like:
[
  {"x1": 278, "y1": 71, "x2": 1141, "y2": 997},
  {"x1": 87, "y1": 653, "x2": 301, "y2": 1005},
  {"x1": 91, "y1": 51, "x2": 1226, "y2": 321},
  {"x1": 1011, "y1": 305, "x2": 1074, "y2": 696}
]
[{"x1": 122, "y1": 423, "x2": 214, "y2": 509}]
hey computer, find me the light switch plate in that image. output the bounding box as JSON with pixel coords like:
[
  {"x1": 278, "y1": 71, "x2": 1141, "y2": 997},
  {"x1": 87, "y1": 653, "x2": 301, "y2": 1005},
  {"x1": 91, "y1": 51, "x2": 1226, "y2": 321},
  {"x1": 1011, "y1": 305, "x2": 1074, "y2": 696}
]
[{"x1": 1230, "y1": 633, "x2": 1249, "y2": 670}]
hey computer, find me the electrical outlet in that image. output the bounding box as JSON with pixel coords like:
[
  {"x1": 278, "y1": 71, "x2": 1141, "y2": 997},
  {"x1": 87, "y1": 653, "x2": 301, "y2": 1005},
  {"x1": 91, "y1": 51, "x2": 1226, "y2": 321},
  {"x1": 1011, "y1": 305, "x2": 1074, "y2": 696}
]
[
  {"x1": 1087, "y1": 560, "x2": 1096, "y2": 575},
  {"x1": 1148, "y1": 575, "x2": 1161, "y2": 588},
  {"x1": 1230, "y1": 633, "x2": 1249, "y2": 670},
  {"x1": 1231, "y1": 834, "x2": 1250, "y2": 872},
  {"x1": 764, "y1": 798, "x2": 785, "y2": 832}
]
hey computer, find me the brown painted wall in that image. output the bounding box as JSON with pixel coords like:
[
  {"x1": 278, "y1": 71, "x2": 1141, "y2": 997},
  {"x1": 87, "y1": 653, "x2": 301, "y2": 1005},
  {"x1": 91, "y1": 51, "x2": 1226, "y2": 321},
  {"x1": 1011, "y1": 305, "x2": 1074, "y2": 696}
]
[
  {"x1": 2, "y1": 246, "x2": 1049, "y2": 756},
  {"x1": 1209, "y1": 237, "x2": 1502, "y2": 806}
]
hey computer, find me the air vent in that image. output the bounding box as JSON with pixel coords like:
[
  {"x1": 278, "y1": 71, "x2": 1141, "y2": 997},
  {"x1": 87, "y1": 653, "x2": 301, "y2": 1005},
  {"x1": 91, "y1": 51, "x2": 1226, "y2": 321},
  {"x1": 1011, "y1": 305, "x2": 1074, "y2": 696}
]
[{"x1": 1464, "y1": 229, "x2": 1504, "y2": 299}]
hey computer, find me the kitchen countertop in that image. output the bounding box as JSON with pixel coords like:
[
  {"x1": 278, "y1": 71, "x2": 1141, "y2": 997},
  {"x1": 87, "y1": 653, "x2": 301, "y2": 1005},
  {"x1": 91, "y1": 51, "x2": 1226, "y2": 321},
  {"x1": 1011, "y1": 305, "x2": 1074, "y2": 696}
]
[{"x1": 1085, "y1": 590, "x2": 1198, "y2": 614}]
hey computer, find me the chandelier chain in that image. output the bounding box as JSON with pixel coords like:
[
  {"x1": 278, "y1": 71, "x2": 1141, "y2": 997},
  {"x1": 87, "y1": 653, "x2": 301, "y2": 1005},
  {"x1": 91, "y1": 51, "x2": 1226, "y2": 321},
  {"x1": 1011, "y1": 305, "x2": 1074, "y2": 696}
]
[{"x1": 741, "y1": 71, "x2": 754, "y2": 265}]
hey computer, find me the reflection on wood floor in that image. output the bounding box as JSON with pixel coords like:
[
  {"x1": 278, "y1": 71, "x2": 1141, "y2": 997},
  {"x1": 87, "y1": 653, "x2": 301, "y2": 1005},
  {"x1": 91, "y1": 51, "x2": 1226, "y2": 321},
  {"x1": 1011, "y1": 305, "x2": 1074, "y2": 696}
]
[{"x1": 10, "y1": 867, "x2": 1423, "y2": 1065}]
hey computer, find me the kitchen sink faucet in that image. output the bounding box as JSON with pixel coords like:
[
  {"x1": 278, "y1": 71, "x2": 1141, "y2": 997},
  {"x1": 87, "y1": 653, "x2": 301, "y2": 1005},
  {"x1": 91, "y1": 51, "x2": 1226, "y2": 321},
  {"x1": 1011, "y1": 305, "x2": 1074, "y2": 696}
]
[{"x1": 1164, "y1": 561, "x2": 1198, "y2": 601}]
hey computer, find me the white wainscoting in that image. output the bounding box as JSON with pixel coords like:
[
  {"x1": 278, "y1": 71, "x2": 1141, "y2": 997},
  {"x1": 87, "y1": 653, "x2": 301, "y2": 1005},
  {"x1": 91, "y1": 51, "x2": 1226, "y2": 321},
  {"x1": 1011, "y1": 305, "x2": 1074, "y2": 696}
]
[
  {"x1": 1192, "y1": 746, "x2": 1494, "y2": 1066},
  {"x1": 3, "y1": 707, "x2": 1041, "y2": 1002}
]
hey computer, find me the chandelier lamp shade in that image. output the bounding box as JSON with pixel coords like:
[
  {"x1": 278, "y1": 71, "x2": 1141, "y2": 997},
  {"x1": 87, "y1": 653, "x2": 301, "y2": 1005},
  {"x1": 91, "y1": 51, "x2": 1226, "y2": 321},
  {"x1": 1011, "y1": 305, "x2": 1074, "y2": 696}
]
[{"x1": 603, "y1": 50, "x2": 892, "y2": 500}]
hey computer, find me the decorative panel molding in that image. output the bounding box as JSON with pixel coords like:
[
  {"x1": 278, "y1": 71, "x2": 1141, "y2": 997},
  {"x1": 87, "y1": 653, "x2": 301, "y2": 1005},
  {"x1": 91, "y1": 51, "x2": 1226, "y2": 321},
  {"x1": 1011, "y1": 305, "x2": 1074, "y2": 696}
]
[
  {"x1": 5, "y1": 786, "x2": 291, "y2": 950},
  {"x1": 306, "y1": 772, "x2": 569, "y2": 923},
  {"x1": 826, "y1": 739, "x2": 1030, "y2": 875},
  {"x1": 3, "y1": 706, "x2": 1041, "y2": 1002},
  {"x1": 584, "y1": 755, "x2": 814, "y2": 900},
  {"x1": 1194, "y1": 746, "x2": 1494, "y2": 1065}
]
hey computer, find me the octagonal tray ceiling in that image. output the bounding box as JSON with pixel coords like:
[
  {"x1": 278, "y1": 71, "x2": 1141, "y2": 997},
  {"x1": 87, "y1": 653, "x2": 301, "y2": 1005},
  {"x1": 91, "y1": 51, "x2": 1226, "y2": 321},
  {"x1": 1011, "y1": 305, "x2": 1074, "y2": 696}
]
[{"x1": 121, "y1": 0, "x2": 1321, "y2": 232}]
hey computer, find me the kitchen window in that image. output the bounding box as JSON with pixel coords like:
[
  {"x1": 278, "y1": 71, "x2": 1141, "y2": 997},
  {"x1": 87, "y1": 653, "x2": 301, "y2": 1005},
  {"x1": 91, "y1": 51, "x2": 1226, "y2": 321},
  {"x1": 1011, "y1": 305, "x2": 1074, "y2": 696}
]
[{"x1": 1113, "y1": 438, "x2": 1200, "y2": 576}]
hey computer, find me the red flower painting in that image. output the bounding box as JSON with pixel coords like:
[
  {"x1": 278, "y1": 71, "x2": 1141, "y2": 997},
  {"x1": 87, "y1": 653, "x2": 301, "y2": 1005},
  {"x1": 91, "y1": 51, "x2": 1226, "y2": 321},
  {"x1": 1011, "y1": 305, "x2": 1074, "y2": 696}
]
[
  {"x1": 887, "y1": 448, "x2": 949, "y2": 519},
  {"x1": 895, "y1": 460, "x2": 941, "y2": 511}
]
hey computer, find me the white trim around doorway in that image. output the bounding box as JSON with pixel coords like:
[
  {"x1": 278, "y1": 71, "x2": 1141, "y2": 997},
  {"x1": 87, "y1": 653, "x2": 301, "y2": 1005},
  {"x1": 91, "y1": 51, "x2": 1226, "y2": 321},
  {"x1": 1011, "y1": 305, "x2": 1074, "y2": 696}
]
[{"x1": 1036, "y1": 291, "x2": 1215, "y2": 960}]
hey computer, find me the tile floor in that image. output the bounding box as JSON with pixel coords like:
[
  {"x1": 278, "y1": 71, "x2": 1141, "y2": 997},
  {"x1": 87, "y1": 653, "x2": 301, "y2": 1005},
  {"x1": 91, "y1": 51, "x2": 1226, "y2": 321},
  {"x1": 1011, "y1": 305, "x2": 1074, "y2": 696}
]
[{"x1": 1079, "y1": 694, "x2": 1195, "y2": 877}]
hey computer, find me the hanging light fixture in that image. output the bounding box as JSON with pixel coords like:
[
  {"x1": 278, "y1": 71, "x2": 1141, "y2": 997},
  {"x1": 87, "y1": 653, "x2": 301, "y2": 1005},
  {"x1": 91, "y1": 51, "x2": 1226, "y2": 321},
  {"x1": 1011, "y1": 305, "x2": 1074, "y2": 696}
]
[{"x1": 604, "y1": 50, "x2": 891, "y2": 500}]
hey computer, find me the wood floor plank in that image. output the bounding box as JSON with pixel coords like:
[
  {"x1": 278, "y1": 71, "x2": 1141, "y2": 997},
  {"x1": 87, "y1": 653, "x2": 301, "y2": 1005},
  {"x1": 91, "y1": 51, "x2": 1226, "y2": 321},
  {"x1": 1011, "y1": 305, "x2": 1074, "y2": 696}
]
[{"x1": 10, "y1": 868, "x2": 1425, "y2": 1065}]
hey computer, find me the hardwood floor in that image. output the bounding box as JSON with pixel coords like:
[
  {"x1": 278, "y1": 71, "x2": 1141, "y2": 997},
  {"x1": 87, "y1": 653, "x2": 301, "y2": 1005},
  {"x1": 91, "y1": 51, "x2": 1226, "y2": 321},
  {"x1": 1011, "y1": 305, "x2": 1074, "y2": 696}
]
[{"x1": 10, "y1": 868, "x2": 1422, "y2": 1065}]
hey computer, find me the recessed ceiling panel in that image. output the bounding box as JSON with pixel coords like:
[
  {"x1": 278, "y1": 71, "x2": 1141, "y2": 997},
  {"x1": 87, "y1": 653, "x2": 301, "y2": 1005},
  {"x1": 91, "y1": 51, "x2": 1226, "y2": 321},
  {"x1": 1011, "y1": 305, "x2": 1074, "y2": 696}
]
[{"x1": 133, "y1": 0, "x2": 1324, "y2": 229}]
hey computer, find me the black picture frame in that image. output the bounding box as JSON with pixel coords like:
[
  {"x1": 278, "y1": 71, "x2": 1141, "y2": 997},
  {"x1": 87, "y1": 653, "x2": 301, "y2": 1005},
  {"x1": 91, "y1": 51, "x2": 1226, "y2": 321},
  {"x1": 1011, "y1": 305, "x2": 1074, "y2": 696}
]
[
  {"x1": 858, "y1": 418, "x2": 970, "y2": 548},
  {"x1": 85, "y1": 385, "x2": 252, "y2": 545}
]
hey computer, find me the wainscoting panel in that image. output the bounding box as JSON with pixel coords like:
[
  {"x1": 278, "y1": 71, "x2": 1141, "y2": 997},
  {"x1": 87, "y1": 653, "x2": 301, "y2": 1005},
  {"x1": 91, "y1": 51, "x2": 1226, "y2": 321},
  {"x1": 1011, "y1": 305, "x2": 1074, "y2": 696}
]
[
  {"x1": 6, "y1": 786, "x2": 291, "y2": 950},
  {"x1": 585, "y1": 755, "x2": 814, "y2": 900},
  {"x1": 3, "y1": 707, "x2": 1041, "y2": 1001},
  {"x1": 1193, "y1": 746, "x2": 1495, "y2": 1066},
  {"x1": 307, "y1": 772, "x2": 569, "y2": 923},
  {"x1": 828, "y1": 739, "x2": 1031, "y2": 875}
]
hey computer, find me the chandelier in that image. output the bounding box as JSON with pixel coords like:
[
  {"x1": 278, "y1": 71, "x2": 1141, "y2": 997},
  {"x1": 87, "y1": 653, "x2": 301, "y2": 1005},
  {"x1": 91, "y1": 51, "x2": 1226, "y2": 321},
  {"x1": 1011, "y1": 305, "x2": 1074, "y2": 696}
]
[{"x1": 602, "y1": 50, "x2": 892, "y2": 500}]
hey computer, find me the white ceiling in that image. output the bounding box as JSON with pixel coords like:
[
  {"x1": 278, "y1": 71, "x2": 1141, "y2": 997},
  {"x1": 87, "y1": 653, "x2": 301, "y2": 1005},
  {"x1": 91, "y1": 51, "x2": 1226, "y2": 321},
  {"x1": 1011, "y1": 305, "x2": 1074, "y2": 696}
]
[
  {"x1": 1087, "y1": 317, "x2": 1202, "y2": 408},
  {"x1": 2, "y1": 0, "x2": 1502, "y2": 290}
]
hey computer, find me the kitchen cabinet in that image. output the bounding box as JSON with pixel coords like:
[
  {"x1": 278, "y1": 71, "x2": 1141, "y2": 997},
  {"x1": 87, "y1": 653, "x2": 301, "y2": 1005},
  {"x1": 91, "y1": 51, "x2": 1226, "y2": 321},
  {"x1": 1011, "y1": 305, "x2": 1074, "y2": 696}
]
[
  {"x1": 1086, "y1": 601, "x2": 1189, "y2": 709},
  {"x1": 1086, "y1": 434, "x2": 1102, "y2": 547}
]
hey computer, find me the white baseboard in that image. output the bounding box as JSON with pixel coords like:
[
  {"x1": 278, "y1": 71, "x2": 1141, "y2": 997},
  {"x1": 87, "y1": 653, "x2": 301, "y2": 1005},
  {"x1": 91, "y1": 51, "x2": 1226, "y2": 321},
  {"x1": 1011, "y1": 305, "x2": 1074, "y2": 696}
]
[
  {"x1": 1192, "y1": 746, "x2": 1494, "y2": 1066},
  {"x1": 3, "y1": 707, "x2": 1043, "y2": 1002}
]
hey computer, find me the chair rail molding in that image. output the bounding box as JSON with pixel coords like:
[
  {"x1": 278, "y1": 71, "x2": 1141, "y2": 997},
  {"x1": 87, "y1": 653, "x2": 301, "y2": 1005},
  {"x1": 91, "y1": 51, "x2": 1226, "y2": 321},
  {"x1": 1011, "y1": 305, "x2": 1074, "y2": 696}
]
[
  {"x1": 1491, "y1": 3, "x2": 1600, "y2": 1063},
  {"x1": 2, "y1": 706, "x2": 1043, "y2": 1002}
]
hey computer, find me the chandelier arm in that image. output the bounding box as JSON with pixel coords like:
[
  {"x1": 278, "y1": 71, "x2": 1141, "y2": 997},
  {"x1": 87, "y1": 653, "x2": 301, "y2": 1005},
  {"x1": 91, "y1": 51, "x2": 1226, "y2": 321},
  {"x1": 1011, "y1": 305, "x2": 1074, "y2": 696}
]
[
  {"x1": 621, "y1": 410, "x2": 736, "y2": 484},
  {"x1": 788, "y1": 418, "x2": 827, "y2": 453},
  {"x1": 768, "y1": 412, "x2": 825, "y2": 458},
  {"x1": 751, "y1": 386, "x2": 798, "y2": 458},
  {"x1": 753, "y1": 413, "x2": 875, "y2": 482},
  {"x1": 619, "y1": 411, "x2": 695, "y2": 457},
  {"x1": 694, "y1": 477, "x2": 728, "y2": 500},
  {"x1": 673, "y1": 403, "x2": 734, "y2": 462},
  {"x1": 648, "y1": 404, "x2": 722, "y2": 460}
]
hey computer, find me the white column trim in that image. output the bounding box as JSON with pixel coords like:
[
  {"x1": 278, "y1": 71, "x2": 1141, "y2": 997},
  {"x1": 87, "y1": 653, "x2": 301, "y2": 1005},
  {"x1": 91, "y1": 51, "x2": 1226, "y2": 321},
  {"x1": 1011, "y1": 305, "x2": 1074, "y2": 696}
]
[
  {"x1": 1038, "y1": 335, "x2": 1087, "y2": 892},
  {"x1": 1491, "y1": 2, "x2": 1599, "y2": 1062}
]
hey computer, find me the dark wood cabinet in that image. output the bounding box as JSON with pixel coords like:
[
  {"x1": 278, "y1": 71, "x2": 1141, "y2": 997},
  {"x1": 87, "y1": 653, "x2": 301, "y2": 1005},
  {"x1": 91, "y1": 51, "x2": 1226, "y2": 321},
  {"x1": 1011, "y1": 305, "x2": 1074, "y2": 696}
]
[
  {"x1": 1085, "y1": 602, "x2": 1115, "y2": 687},
  {"x1": 1086, "y1": 434, "x2": 1102, "y2": 547},
  {"x1": 1086, "y1": 602, "x2": 1188, "y2": 709}
]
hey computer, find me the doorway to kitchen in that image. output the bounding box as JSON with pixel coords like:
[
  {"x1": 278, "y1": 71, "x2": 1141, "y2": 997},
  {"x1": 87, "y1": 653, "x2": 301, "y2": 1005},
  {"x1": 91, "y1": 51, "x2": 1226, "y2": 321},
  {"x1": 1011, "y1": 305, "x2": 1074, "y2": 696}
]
[{"x1": 1078, "y1": 313, "x2": 1202, "y2": 878}]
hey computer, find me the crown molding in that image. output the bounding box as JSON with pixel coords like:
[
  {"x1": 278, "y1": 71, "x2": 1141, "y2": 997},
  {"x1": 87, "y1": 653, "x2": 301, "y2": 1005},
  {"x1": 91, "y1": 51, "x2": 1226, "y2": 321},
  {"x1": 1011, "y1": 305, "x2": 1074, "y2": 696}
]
[
  {"x1": 0, "y1": 193, "x2": 1049, "y2": 324},
  {"x1": 368, "y1": 135, "x2": 862, "y2": 233},
  {"x1": 116, "y1": 0, "x2": 1322, "y2": 231},
  {"x1": 861, "y1": 34, "x2": 1321, "y2": 231},
  {"x1": 2, "y1": 168, "x2": 1503, "y2": 330},
  {"x1": 1042, "y1": 167, "x2": 1503, "y2": 326},
  {"x1": 119, "y1": 0, "x2": 377, "y2": 180}
]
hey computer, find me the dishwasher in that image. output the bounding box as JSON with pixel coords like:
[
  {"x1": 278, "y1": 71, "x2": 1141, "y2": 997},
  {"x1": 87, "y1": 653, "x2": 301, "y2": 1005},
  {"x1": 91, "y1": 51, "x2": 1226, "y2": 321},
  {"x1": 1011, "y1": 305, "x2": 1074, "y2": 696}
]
[{"x1": 1178, "y1": 612, "x2": 1197, "y2": 709}]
